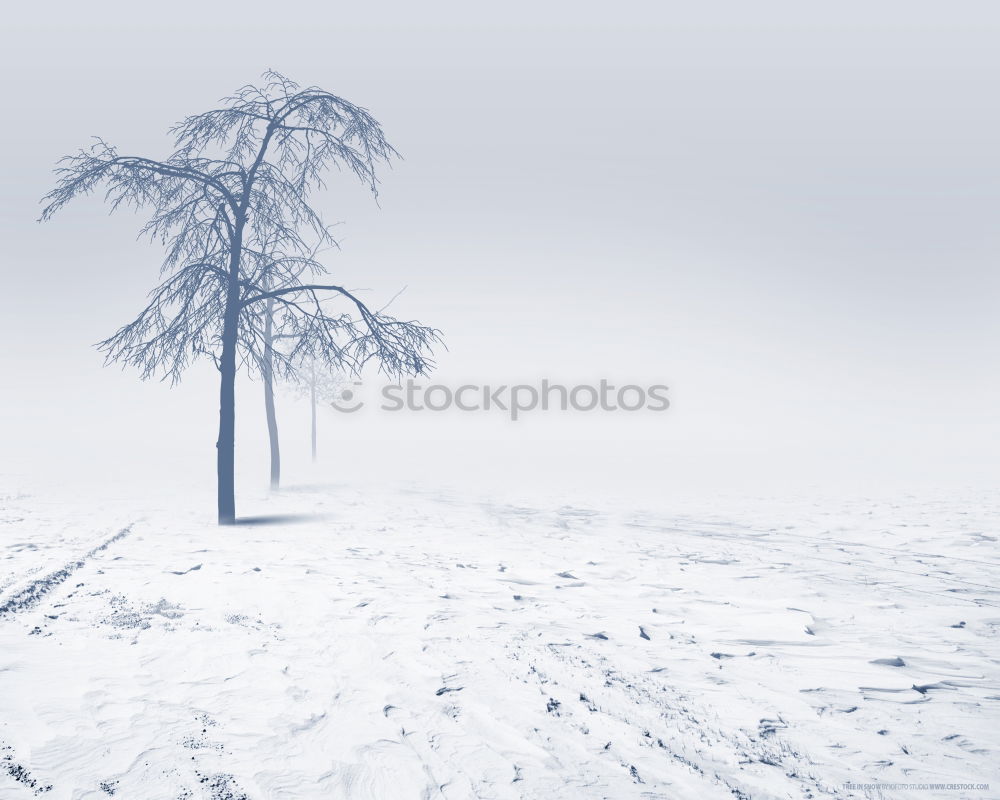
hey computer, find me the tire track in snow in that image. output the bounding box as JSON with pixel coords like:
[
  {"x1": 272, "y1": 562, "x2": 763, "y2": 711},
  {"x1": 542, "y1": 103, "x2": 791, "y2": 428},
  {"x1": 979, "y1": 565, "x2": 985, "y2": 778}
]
[{"x1": 0, "y1": 525, "x2": 133, "y2": 618}]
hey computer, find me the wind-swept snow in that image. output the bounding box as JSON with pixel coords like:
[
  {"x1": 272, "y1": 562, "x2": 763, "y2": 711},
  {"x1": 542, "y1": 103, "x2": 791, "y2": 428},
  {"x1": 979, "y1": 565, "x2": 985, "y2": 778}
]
[{"x1": 1, "y1": 483, "x2": 997, "y2": 799}]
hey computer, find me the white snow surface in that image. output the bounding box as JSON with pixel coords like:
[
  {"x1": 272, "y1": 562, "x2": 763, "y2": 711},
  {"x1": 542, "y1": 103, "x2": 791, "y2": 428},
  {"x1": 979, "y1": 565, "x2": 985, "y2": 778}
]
[{"x1": 1, "y1": 477, "x2": 998, "y2": 799}]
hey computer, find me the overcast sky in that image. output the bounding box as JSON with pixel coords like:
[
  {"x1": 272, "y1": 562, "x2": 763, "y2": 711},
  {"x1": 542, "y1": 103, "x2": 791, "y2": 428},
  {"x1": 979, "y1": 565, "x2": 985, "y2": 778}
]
[{"x1": 1, "y1": 0, "x2": 997, "y2": 494}]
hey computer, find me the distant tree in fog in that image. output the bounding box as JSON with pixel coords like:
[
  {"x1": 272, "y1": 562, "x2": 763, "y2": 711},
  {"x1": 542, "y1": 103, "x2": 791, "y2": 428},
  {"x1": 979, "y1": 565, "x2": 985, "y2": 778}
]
[
  {"x1": 41, "y1": 71, "x2": 439, "y2": 524},
  {"x1": 248, "y1": 276, "x2": 348, "y2": 489},
  {"x1": 288, "y1": 350, "x2": 349, "y2": 464}
]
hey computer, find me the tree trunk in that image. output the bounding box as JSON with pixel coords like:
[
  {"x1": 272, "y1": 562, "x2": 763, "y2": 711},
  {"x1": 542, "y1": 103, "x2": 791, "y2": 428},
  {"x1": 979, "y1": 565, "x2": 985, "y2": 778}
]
[
  {"x1": 310, "y1": 361, "x2": 317, "y2": 463},
  {"x1": 217, "y1": 281, "x2": 240, "y2": 525},
  {"x1": 217, "y1": 218, "x2": 245, "y2": 525},
  {"x1": 263, "y1": 298, "x2": 281, "y2": 490}
]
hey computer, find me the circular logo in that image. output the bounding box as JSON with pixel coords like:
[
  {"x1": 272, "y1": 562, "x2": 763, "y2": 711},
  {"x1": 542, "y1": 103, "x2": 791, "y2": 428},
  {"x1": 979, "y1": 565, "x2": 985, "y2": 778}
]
[{"x1": 331, "y1": 383, "x2": 364, "y2": 413}]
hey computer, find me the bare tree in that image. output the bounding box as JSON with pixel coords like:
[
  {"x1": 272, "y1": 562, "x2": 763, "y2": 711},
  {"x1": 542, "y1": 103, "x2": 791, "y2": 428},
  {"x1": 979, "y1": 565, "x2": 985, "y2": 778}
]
[
  {"x1": 307, "y1": 357, "x2": 349, "y2": 464},
  {"x1": 41, "y1": 71, "x2": 440, "y2": 524},
  {"x1": 247, "y1": 251, "x2": 373, "y2": 490},
  {"x1": 285, "y1": 348, "x2": 349, "y2": 464}
]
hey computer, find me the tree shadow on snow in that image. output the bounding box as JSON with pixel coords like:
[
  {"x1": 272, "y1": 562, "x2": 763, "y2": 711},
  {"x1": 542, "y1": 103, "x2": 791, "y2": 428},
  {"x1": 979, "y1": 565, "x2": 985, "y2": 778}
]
[{"x1": 234, "y1": 513, "x2": 333, "y2": 527}]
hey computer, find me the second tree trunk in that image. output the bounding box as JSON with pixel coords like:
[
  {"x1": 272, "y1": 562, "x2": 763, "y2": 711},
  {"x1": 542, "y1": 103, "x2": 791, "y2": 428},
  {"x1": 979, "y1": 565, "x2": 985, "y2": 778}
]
[{"x1": 262, "y1": 298, "x2": 280, "y2": 490}]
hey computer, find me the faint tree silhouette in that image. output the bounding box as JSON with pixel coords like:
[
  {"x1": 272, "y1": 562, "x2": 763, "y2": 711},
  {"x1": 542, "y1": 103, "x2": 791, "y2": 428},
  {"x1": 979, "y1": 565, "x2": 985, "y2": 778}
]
[
  {"x1": 249, "y1": 276, "x2": 344, "y2": 488},
  {"x1": 287, "y1": 349, "x2": 349, "y2": 464},
  {"x1": 41, "y1": 71, "x2": 439, "y2": 524}
]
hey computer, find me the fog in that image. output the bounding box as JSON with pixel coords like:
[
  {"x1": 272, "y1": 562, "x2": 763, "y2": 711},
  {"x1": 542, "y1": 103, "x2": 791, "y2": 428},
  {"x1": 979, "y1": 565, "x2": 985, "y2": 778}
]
[{"x1": 1, "y1": 0, "x2": 997, "y2": 500}]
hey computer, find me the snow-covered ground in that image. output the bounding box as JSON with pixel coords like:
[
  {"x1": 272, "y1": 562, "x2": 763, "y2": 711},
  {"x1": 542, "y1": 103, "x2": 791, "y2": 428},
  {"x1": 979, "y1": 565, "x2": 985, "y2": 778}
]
[{"x1": 1, "y1": 476, "x2": 998, "y2": 799}]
